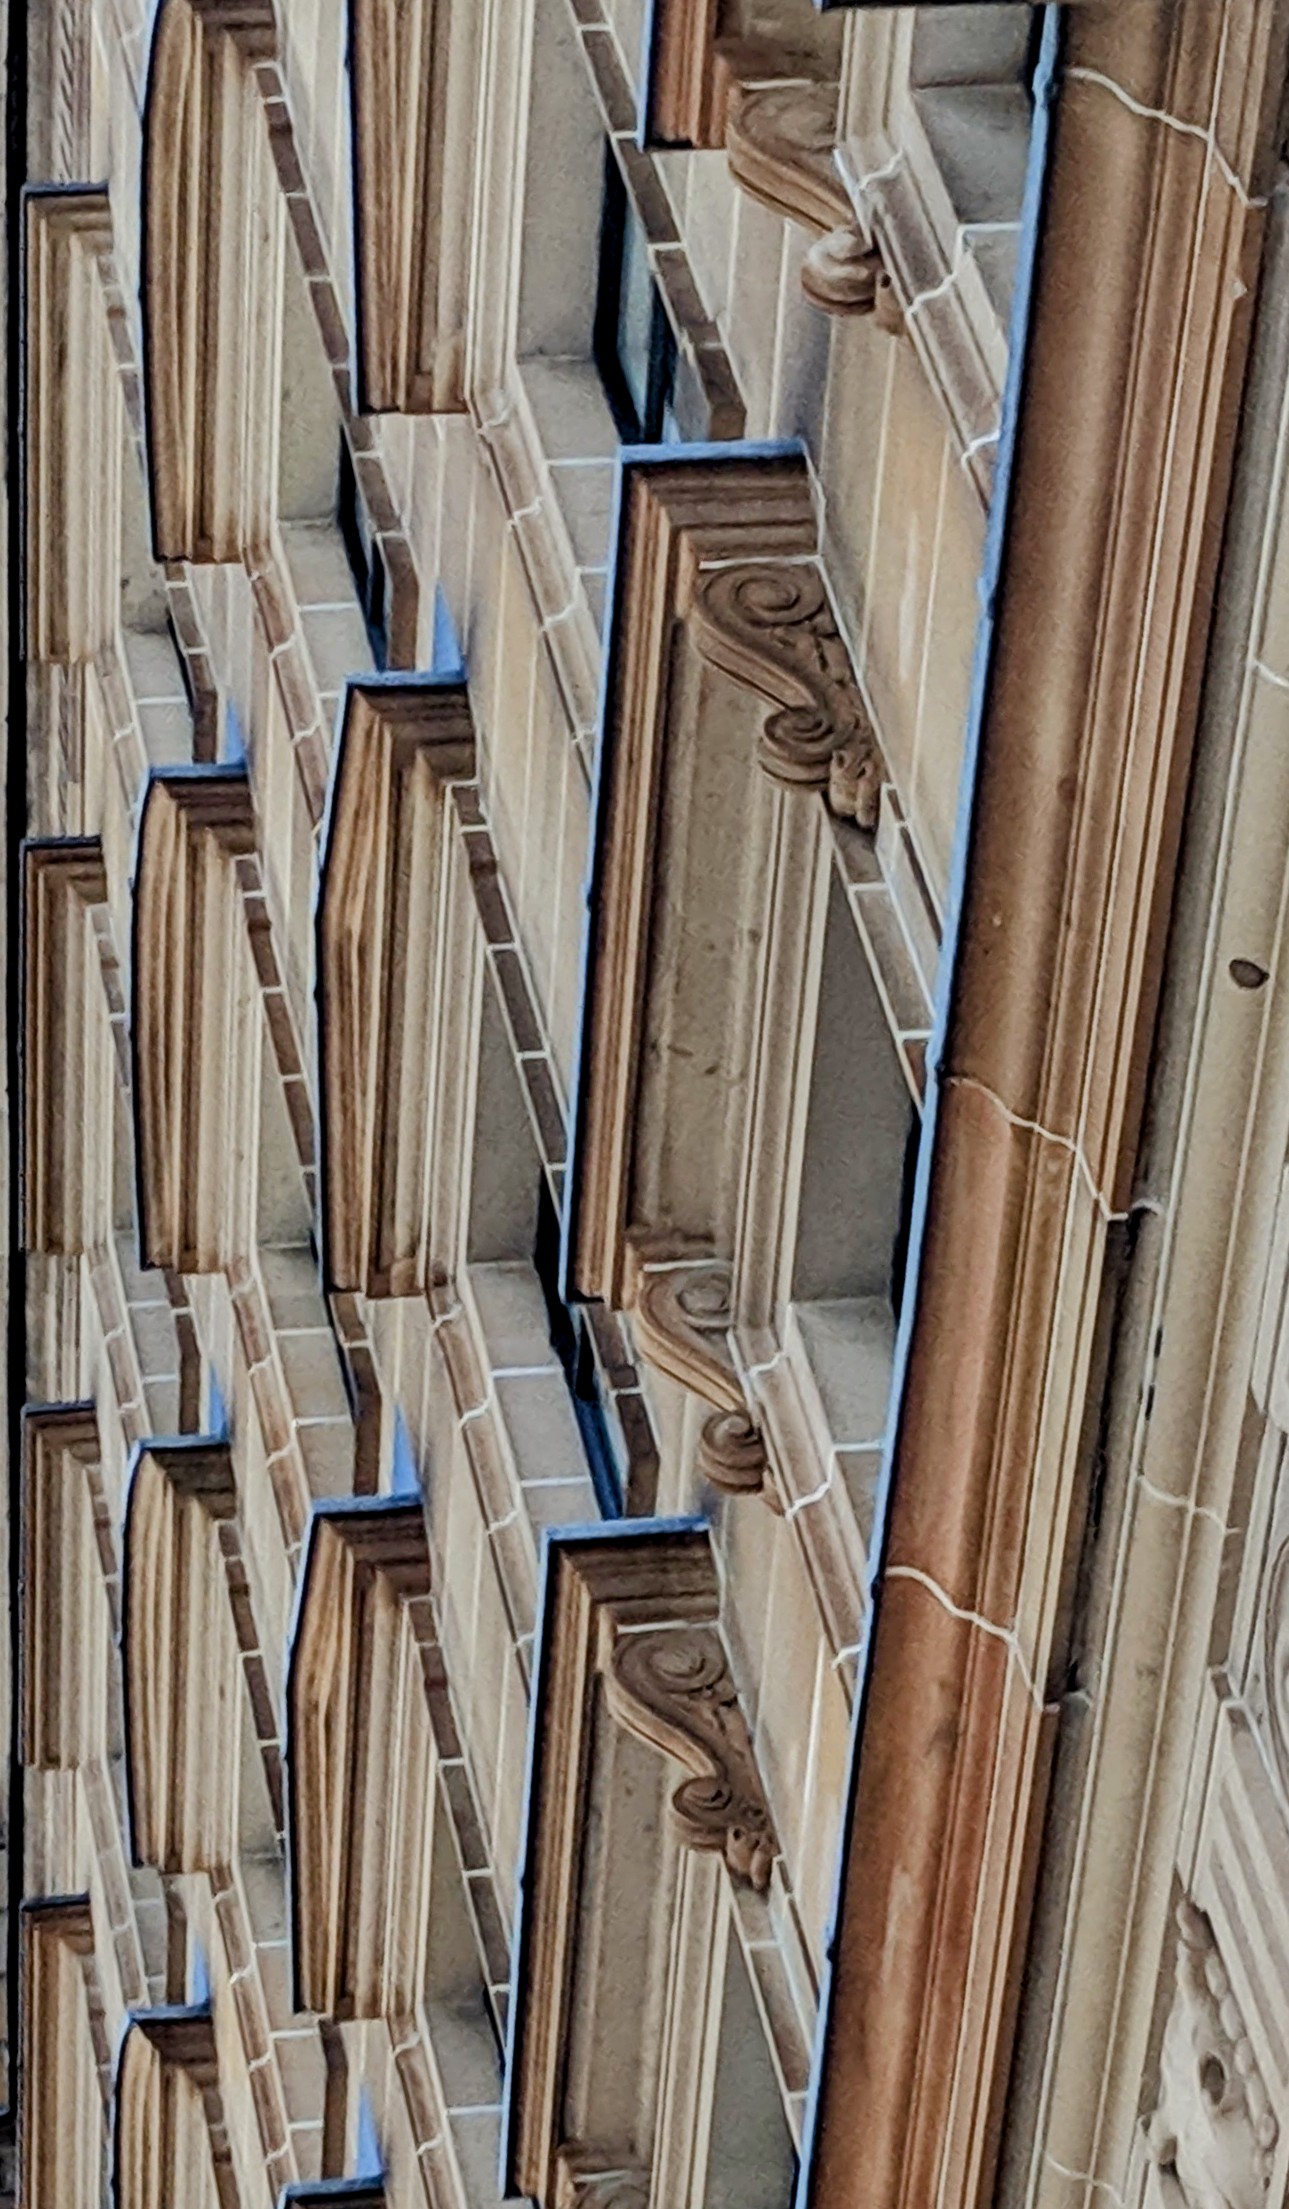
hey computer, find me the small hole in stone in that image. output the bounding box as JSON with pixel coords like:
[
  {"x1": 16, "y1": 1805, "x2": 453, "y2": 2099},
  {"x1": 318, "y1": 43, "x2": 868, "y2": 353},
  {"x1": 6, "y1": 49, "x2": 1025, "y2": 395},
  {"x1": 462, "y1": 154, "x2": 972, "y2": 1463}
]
[
  {"x1": 1230, "y1": 958, "x2": 1269, "y2": 990},
  {"x1": 1200, "y1": 2053, "x2": 1227, "y2": 2103}
]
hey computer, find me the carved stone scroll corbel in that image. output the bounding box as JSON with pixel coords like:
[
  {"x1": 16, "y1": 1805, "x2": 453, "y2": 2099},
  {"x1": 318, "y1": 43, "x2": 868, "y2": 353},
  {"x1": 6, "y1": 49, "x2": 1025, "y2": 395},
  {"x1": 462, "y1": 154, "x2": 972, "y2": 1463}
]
[
  {"x1": 726, "y1": 79, "x2": 901, "y2": 327},
  {"x1": 688, "y1": 562, "x2": 884, "y2": 829},
  {"x1": 632, "y1": 1261, "x2": 777, "y2": 1506},
  {"x1": 605, "y1": 1626, "x2": 777, "y2": 1891}
]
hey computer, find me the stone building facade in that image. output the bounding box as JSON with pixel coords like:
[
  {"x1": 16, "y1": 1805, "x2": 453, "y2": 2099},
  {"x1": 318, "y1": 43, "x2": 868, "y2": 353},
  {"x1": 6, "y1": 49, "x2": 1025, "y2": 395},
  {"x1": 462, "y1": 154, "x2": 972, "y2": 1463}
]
[{"x1": 6, "y1": 1, "x2": 1289, "y2": 2206}]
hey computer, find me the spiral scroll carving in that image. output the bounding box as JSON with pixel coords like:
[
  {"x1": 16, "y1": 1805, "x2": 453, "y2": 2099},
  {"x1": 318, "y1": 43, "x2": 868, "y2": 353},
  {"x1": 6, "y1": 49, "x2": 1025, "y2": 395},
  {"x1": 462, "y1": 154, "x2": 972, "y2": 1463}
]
[
  {"x1": 631, "y1": 1261, "x2": 772, "y2": 1504},
  {"x1": 726, "y1": 79, "x2": 849, "y2": 235},
  {"x1": 607, "y1": 1627, "x2": 777, "y2": 1890},
  {"x1": 803, "y1": 223, "x2": 905, "y2": 330},
  {"x1": 690, "y1": 562, "x2": 883, "y2": 829}
]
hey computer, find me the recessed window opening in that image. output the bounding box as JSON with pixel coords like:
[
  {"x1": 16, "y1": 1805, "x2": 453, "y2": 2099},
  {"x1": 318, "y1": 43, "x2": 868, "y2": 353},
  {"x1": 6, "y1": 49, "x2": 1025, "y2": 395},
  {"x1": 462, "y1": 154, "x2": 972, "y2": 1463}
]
[
  {"x1": 593, "y1": 145, "x2": 678, "y2": 445},
  {"x1": 337, "y1": 433, "x2": 389, "y2": 669}
]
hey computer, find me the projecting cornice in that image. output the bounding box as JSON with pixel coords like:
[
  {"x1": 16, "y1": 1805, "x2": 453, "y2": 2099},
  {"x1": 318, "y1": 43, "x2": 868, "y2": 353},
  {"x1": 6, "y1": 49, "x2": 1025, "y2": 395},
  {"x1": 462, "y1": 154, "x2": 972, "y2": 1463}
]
[
  {"x1": 142, "y1": 0, "x2": 277, "y2": 562},
  {"x1": 568, "y1": 447, "x2": 881, "y2": 1321},
  {"x1": 21, "y1": 1898, "x2": 103, "y2": 2209},
  {"x1": 122, "y1": 1436, "x2": 240, "y2": 1874},
  {"x1": 131, "y1": 766, "x2": 256, "y2": 1273},
  {"x1": 286, "y1": 1496, "x2": 435, "y2": 2019},
  {"x1": 21, "y1": 837, "x2": 110, "y2": 1257},
  {"x1": 21, "y1": 1405, "x2": 107, "y2": 1771},
  {"x1": 505, "y1": 1524, "x2": 776, "y2": 2208},
  {"x1": 316, "y1": 674, "x2": 476, "y2": 1297},
  {"x1": 24, "y1": 187, "x2": 118, "y2": 662},
  {"x1": 113, "y1": 2006, "x2": 227, "y2": 2209},
  {"x1": 348, "y1": 0, "x2": 474, "y2": 412}
]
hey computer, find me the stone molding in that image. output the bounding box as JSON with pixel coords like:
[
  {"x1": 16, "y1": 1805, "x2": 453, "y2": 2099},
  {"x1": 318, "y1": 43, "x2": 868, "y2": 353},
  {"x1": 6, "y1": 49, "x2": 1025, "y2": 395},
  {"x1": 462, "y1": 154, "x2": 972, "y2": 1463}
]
[
  {"x1": 122, "y1": 1437, "x2": 240, "y2": 1874},
  {"x1": 113, "y1": 2005, "x2": 227, "y2": 2209},
  {"x1": 21, "y1": 1405, "x2": 107, "y2": 1771},
  {"x1": 316, "y1": 674, "x2": 476, "y2": 1297},
  {"x1": 131, "y1": 766, "x2": 256, "y2": 1274},
  {"x1": 506, "y1": 1525, "x2": 776, "y2": 2205},
  {"x1": 21, "y1": 837, "x2": 110, "y2": 1256},
  {"x1": 286, "y1": 1496, "x2": 435, "y2": 2019},
  {"x1": 805, "y1": 8, "x2": 1286, "y2": 2207},
  {"x1": 142, "y1": 0, "x2": 277, "y2": 562},
  {"x1": 569, "y1": 448, "x2": 879, "y2": 1317},
  {"x1": 20, "y1": 1898, "x2": 104, "y2": 2209},
  {"x1": 348, "y1": 0, "x2": 475, "y2": 412},
  {"x1": 24, "y1": 188, "x2": 117, "y2": 662}
]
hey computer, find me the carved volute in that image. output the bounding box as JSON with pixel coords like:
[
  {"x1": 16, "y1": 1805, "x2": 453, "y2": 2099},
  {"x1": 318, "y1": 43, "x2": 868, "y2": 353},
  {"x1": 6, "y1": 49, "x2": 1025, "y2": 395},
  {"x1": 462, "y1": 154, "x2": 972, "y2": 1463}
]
[
  {"x1": 726, "y1": 78, "x2": 900, "y2": 324},
  {"x1": 688, "y1": 562, "x2": 884, "y2": 829},
  {"x1": 1147, "y1": 1898, "x2": 1279, "y2": 2209},
  {"x1": 631, "y1": 1260, "x2": 776, "y2": 1506},
  {"x1": 605, "y1": 1625, "x2": 778, "y2": 1890},
  {"x1": 727, "y1": 78, "x2": 847, "y2": 232}
]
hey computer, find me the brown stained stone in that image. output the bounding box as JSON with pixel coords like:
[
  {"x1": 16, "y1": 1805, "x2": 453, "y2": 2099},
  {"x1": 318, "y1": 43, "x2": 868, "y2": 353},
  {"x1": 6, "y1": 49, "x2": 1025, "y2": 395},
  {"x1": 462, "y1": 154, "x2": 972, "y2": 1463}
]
[
  {"x1": 581, "y1": 28, "x2": 636, "y2": 135},
  {"x1": 811, "y1": 6, "x2": 1281, "y2": 2206},
  {"x1": 264, "y1": 990, "x2": 302, "y2": 1079},
  {"x1": 292, "y1": 730, "x2": 329, "y2": 822},
  {"x1": 885, "y1": 1082, "x2": 1077, "y2": 1630},
  {"x1": 813, "y1": 1576, "x2": 1033, "y2": 2204},
  {"x1": 946, "y1": 78, "x2": 1261, "y2": 1214},
  {"x1": 286, "y1": 193, "x2": 326, "y2": 280}
]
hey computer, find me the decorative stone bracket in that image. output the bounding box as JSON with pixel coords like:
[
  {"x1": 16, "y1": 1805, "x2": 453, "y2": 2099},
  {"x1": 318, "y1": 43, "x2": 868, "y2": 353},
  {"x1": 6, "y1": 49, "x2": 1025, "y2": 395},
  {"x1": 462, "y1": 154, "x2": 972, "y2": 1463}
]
[
  {"x1": 606, "y1": 1626, "x2": 777, "y2": 1886},
  {"x1": 506, "y1": 1526, "x2": 777, "y2": 2206},
  {"x1": 631, "y1": 1258, "x2": 777, "y2": 1509},
  {"x1": 688, "y1": 557, "x2": 883, "y2": 829},
  {"x1": 726, "y1": 79, "x2": 903, "y2": 327}
]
